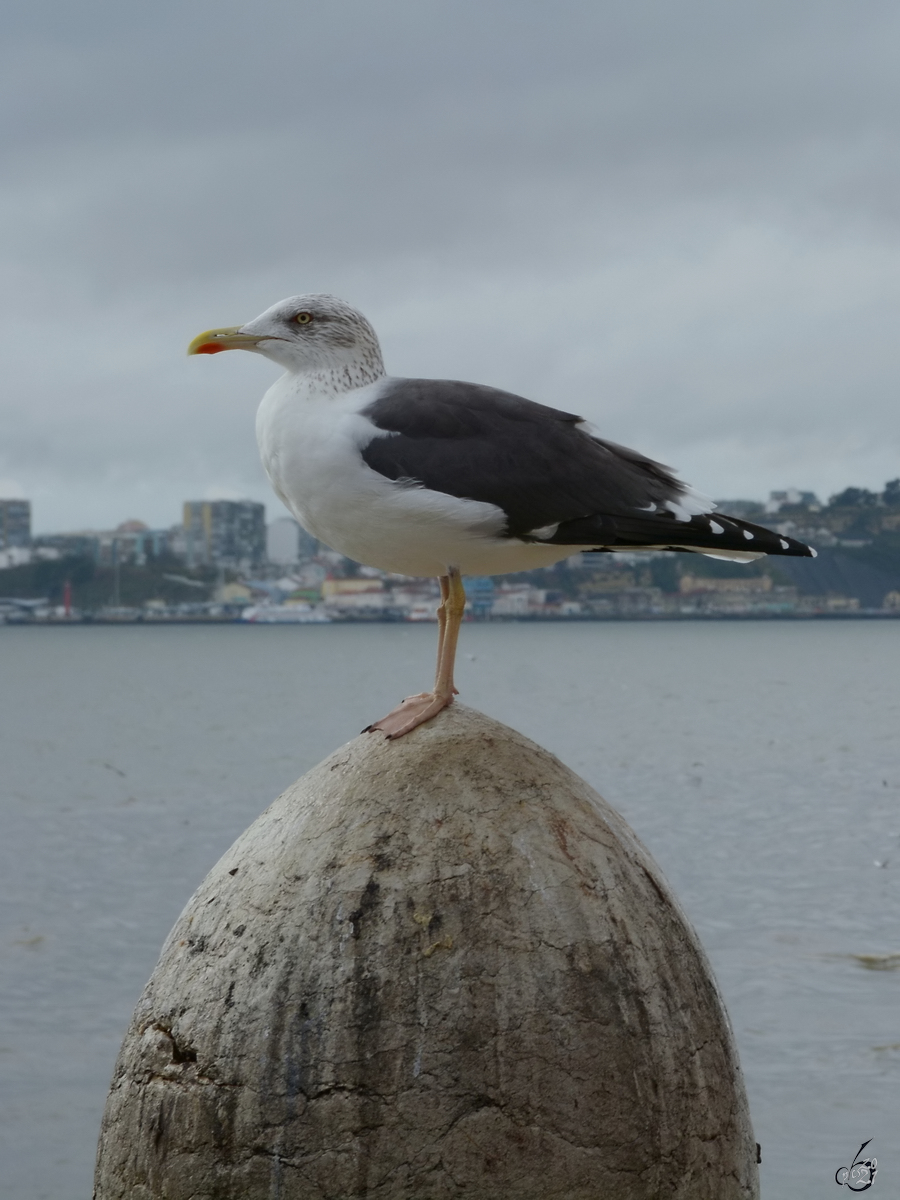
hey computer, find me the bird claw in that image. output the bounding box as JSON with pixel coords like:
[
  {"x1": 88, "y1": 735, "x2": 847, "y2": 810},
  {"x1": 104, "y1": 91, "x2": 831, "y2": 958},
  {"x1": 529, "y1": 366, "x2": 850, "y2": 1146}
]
[{"x1": 364, "y1": 691, "x2": 455, "y2": 739}]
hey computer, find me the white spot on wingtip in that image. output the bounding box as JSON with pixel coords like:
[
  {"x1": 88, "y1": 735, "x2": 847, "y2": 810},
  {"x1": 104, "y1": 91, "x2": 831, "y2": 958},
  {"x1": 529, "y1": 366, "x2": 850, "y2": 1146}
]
[
  {"x1": 708, "y1": 520, "x2": 724, "y2": 534},
  {"x1": 529, "y1": 523, "x2": 559, "y2": 540},
  {"x1": 743, "y1": 529, "x2": 754, "y2": 540},
  {"x1": 779, "y1": 538, "x2": 790, "y2": 549},
  {"x1": 810, "y1": 547, "x2": 818, "y2": 558},
  {"x1": 637, "y1": 502, "x2": 657, "y2": 512}
]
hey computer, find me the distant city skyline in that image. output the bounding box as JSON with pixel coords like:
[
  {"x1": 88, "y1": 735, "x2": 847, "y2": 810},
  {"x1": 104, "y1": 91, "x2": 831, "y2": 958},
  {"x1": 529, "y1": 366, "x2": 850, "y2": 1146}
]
[{"x1": 3, "y1": 479, "x2": 898, "y2": 616}]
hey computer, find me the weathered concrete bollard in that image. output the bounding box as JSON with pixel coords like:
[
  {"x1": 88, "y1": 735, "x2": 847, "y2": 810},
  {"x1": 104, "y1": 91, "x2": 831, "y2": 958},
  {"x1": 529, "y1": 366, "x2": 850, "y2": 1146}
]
[{"x1": 94, "y1": 705, "x2": 758, "y2": 1199}]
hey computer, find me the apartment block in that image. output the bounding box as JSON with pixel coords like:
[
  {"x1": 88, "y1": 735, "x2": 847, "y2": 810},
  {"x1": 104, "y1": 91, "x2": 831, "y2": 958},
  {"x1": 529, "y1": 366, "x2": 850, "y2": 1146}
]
[
  {"x1": 0, "y1": 499, "x2": 31, "y2": 549},
  {"x1": 183, "y1": 500, "x2": 266, "y2": 569}
]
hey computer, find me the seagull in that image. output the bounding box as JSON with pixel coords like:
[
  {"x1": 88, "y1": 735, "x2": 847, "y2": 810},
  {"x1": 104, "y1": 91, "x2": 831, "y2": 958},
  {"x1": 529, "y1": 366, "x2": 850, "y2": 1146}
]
[{"x1": 188, "y1": 294, "x2": 815, "y2": 738}]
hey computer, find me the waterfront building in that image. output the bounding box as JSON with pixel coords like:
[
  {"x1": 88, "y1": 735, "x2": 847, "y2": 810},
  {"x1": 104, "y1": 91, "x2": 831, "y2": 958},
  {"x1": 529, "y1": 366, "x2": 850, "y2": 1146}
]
[
  {"x1": 679, "y1": 573, "x2": 773, "y2": 595},
  {"x1": 321, "y1": 578, "x2": 388, "y2": 614},
  {"x1": 467, "y1": 576, "x2": 495, "y2": 618},
  {"x1": 183, "y1": 500, "x2": 266, "y2": 570},
  {"x1": 491, "y1": 584, "x2": 547, "y2": 616}
]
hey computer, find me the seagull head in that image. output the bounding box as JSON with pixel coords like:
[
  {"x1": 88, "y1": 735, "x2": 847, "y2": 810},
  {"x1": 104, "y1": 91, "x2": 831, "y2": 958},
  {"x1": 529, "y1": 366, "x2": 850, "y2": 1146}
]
[{"x1": 188, "y1": 294, "x2": 386, "y2": 384}]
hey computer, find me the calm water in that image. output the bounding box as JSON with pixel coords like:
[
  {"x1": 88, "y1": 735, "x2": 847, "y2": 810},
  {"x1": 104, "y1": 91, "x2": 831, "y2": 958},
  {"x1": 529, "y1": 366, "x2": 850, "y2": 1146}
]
[{"x1": 1, "y1": 621, "x2": 898, "y2": 1199}]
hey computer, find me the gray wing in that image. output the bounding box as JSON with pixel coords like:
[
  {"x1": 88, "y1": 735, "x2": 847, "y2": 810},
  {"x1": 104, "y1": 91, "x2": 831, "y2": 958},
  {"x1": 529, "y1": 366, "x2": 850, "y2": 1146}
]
[{"x1": 360, "y1": 378, "x2": 815, "y2": 557}]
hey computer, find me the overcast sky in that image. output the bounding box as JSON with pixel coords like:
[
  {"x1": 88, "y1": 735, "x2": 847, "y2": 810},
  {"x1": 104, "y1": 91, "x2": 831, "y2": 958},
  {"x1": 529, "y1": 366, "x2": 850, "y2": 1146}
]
[{"x1": 2, "y1": 0, "x2": 899, "y2": 533}]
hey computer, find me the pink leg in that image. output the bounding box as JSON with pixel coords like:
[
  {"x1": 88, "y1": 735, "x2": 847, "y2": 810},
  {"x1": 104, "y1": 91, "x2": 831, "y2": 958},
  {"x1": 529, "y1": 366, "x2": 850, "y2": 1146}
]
[
  {"x1": 434, "y1": 575, "x2": 450, "y2": 682},
  {"x1": 366, "y1": 569, "x2": 465, "y2": 739}
]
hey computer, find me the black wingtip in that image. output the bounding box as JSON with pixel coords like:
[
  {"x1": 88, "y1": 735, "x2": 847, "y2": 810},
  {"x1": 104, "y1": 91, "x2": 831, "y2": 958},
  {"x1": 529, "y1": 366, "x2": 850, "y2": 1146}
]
[
  {"x1": 554, "y1": 510, "x2": 819, "y2": 559},
  {"x1": 719, "y1": 515, "x2": 816, "y2": 558},
  {"x1": 771, "y1": 532, "x2": 817, "y2": 558}
]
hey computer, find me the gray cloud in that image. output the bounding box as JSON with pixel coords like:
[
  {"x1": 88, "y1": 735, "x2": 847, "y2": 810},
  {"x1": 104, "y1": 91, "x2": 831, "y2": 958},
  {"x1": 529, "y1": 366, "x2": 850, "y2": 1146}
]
[{"x1": 2, "y1": 0, "x2": 899, "y2": 530}]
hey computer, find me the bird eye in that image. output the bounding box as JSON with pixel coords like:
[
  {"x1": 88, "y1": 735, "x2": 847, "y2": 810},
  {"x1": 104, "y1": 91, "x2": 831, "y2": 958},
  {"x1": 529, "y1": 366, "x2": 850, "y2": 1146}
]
[{"x1": 294, "y1": 312, "x2": 313, "y2": 324}]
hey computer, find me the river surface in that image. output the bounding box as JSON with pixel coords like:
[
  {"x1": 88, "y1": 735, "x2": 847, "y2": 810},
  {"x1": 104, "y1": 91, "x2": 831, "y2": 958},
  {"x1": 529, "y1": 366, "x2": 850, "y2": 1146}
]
[{"x1": 1, "y1": 620, "x2": 898, "y2": 1199}]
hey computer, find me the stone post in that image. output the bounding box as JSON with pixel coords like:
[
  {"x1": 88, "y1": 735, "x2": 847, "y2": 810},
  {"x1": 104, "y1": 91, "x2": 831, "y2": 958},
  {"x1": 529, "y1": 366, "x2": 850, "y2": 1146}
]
[{"x1": 94, "y1": 704, "x2": 758, "y2": 1199}]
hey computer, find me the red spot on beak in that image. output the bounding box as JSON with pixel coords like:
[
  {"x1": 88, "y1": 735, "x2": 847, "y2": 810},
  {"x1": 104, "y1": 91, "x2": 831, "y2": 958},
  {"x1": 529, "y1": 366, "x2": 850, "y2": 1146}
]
[{"x1": 193, "y1": 342, "x2": 225, "y2": 354}]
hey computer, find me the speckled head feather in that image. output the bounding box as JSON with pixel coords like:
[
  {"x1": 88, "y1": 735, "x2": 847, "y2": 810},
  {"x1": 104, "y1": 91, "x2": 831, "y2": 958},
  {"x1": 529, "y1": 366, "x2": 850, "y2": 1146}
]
[{"x1": 238, "y1": 294, "x2": 386, "y2": 388}]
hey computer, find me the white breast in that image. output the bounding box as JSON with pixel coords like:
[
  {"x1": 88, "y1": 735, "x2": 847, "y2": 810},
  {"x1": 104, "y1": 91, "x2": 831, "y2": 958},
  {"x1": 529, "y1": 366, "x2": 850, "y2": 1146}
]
[{"x1": 255, "y1": 375, "x2": 564, "y2": 578}]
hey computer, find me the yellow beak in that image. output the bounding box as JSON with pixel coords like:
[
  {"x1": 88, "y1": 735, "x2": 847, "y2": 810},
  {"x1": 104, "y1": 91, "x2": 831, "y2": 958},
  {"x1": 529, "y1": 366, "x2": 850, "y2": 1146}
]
[{"x1": 187, "y1": 326, "x2": 267, "y2": 356}]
